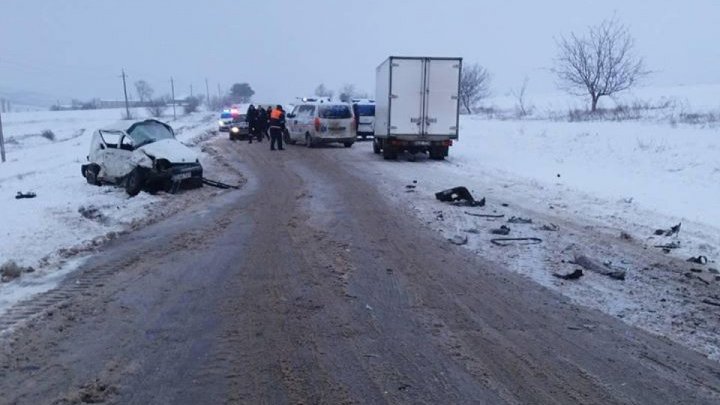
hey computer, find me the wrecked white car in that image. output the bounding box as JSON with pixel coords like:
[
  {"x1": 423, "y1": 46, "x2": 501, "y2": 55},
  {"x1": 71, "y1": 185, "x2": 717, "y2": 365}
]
[{"x1": 81, "y1": 119, "x2": 203, "y2": 196}]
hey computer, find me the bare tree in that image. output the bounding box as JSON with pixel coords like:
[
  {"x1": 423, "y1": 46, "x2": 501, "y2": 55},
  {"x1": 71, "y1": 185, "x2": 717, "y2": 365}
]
[
  {"x1": 314, "y1": 83, "x2": 334, "y2": 99},
  {"x1": 338, "y1": 84, "x2": 357, "y2": 102},
  {"x1": 134, "y1": 80, "x2": 154, "y2": 103},
  {"x1": 459, "y1": 64, "x2": 491, "y2": 114},
  {"x1": 183, "y1": 96, "x2": 202, "y2": 114},
  {"x1": 511, "y1": 77, "x2": 532, "y2": 118},
  {"x1": 553, "y1": 18, "x2": 649, "y2": 112},
  {"x1": 146, "y1": 98, "x2": 168, "y2": 117}
]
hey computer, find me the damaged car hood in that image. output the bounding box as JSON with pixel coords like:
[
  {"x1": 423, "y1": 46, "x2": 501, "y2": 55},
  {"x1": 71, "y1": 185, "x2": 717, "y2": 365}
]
[{"x1": 137, "y1": 139, "x2": 199, "y2": 164}]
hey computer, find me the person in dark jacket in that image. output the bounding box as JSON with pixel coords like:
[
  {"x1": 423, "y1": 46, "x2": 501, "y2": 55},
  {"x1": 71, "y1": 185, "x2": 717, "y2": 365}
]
[
  {"x1": 246, "y1": 104, "x2": 257, "y2": 144},
  {"x1": 269, "y1": 105, "x2": 285, "y2": 151},
  {"x1": 255, "y1": 107, "x2": 267, "y2": 143},
  {"x1": 265, "y1": 106, "x2": 273, "y2": 140}
]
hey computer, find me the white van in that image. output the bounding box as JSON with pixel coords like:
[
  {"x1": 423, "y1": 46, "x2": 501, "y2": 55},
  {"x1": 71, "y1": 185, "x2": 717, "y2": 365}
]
[
  {"x1": 352, "y1": 99, "x2": 375, "y2": 139},
  {"x1": 285, "y1": 100, "x2": 356, "y2": 148}
]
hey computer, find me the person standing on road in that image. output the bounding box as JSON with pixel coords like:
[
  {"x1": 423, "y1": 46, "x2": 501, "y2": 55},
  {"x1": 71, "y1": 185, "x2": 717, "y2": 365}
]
[
  {"x1": 255, "y1": 107, "x2": 267, "y2": 143},
  {"x1": 269, "y1": 105, "x2": 286, "y2": 151},
  {"x1": 246, "y1": 104, "x2": 257, "y2": 144},
  {"x1": 265, "y1": 106, "x2": 272, "y2": 140}
]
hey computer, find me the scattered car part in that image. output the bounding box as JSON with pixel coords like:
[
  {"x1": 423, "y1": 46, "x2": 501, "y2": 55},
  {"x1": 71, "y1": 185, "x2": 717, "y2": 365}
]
[
  {"x1": 687, "y1": 256, "x2": 708, "y2": 265},
  {"x1": 15, "y1": 191, "x2": 36, "y2": 199},
  {"x1": 490, "y1": 238, "x2": 542, "y2": 246},
  {"x1": 490, "y1": 225, "x2": 511, "y2": 235},
  {"x1": 653, "y1": 223, "x2": 682, "y2": 237},
  {"x1": 573, "y1": 255, "x2": 626, "y2": 280},
  {"x1": 201, "y1": 178, "x2": 239, "y2": 190},
  {"x1": 464, "y1": 211, "x2": 504, "y2": 219},
  {"x1": 508, "y1": 216, "x2": 533, "y2": 224},
  {"x1": 654, "y1": 241, "x2": 681, "y2": 253},
  {"x1": 540, "y1": 224, "x2": 560, "y2": 232},
  {"x1": 435, "y1": 187, "x2": 485, "y2": 207},
  {"x1": 448, "y1": 235, "x2": 468, "y2": 246},
  {"x1": 553, "y1": 269, "x2": 584, "y2": 280}
]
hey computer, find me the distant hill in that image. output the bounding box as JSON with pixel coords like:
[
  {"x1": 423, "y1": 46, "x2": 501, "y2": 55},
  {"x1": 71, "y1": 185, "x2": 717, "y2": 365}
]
[{"x1": 0, "y1": 86, "x2": 57, "y2": 111}]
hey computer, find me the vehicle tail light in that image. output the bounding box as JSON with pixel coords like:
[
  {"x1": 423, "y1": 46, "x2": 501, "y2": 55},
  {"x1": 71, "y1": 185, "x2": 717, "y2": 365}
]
[{"x1": 314, "y1": 117, "x2": 321, "y2": 131}]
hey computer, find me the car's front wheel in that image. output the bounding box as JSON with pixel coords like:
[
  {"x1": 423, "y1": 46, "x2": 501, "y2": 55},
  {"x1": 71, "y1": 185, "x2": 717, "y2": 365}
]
[
  {"x1": 84, "y1": 164, "x2": 101, "y2": 186},
  {"x1": 343, "y1": 142, "x2": 353, "y2": 148},
  {"x1": 125, "y1": 168, "x2": 146, "y2": 197}
]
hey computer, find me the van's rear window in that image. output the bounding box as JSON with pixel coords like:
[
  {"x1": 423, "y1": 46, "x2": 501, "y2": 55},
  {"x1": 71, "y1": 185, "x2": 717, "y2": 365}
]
[
  {"x1": 356, "y1": 104, "x2": 375, "y2": 116},
  {"x1": 319, "y1": 105, "x2": 352, "y2": 119}
]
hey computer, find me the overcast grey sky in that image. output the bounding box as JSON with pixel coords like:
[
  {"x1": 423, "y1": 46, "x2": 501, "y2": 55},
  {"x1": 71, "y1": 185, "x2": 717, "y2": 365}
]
[{"x1": 1, "y1": 0, "x2": 719, "y2": 105}]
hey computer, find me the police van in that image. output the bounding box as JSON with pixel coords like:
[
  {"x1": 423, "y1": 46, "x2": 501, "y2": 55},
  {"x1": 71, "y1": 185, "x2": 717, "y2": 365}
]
[{"x1": 285, "y1": 98, "x2": 356, "y2": 148}]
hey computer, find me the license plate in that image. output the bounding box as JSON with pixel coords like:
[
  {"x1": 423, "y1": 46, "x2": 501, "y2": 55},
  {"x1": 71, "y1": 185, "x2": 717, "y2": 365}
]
[
  {"x1": 414, "y1": 141, "x2": 430, "y2": 146},
  {"x1": 172, "y1": 172, "x2": 192, "y2": 181},
  {"x1": 329, "y1": 127, "x2": 346, "y2": 132}
]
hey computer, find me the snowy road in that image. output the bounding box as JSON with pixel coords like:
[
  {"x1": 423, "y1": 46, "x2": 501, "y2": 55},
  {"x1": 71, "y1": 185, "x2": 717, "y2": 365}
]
[{"x1": 1, "y1": 139, "x2": 719, "y2": 404}]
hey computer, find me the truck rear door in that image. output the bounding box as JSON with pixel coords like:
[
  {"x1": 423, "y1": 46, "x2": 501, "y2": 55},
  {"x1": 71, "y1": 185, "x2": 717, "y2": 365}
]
[
  {"x1": 389, "y1": 58, "x2": 424, "y2": 136},
  {"x1": 424, "y1": 59, "x2": 461, "y2": 137}
]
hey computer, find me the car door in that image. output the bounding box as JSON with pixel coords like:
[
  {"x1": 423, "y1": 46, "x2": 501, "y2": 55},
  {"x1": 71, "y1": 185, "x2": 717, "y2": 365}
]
[
  {"x1": 287, "y1": 105, "x2": 301, "y2": 139},
  {"x1": 302, "y1": 105, "x2": 316, "y2": 136}
]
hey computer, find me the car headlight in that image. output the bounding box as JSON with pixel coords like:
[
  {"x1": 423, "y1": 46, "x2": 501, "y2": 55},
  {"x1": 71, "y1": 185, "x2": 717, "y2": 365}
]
[
  {"x1": 231, "y1": 127, "x2": 239, "y2": 133},
  {"x1": 219, "y1": 120, "x2": 225, "y2": 126}
]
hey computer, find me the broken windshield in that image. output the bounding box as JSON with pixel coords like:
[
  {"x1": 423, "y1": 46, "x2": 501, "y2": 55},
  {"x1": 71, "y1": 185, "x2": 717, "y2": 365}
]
[{"x1": 127, "y1": 121, "x2": 175, "y2": 147}]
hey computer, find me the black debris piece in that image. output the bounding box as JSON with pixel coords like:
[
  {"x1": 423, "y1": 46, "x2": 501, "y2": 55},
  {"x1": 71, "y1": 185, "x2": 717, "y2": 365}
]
[
  {"x1": 464, "y1": 211, "x2": 504, "y2": 219},
  {"x1": 490, "y1": 225, "x2": 511, "y2": 235},
  {"x1": 654, "y1": 223, "x2": 682, "y2": 237},
  {"x1": 654, "y1": 241, "x2": 681, "y2": 253},
  {"x1": 406, "y1": 184, "x2": 417, "y2": 189},
  {"x1": 202, "y1": 178, "x2": 239, "y2": 190},
  {"x1": 508, "y1": 216, "x2": 533, "y2": 224},
  {"x1": 540, "y1": 224, "x2": 560, "y2": 232},
  {"x1": 574, "y1": 255, "x2": 626, "y2": 280},
  {"x1": 687, "y1": 256, "x2": 708, "y2": 265},
  {"x1": 15, "y1": 191, "x2": 37, "y2": 199},
  {"x1": 490, "y1": 237, "x2": 542, "y2": 246},
  {"x1": 553, "y1": 269, "x2": 584, "y2": 280},
  {"x1": 436, "y1": 186, "x2": 474, "y2": 203}
]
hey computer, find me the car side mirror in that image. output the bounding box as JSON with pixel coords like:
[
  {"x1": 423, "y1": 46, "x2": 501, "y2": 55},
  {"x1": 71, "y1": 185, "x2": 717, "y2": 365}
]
[{"x1": 100, "y1": 144, "x2": 105, "y2": 150}]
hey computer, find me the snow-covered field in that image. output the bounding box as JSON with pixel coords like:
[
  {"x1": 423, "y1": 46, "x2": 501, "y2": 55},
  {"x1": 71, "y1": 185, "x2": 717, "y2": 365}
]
[
  {"x1": 344, "y1": 86, "x2": 720, "y2": 359},
  {"x1": 0, "y1": 108, "x2": 240, "y2": 314}
]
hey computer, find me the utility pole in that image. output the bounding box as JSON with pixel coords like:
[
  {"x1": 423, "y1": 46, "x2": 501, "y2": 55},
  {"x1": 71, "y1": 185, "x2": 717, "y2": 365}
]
[
  {"x1": 205, "y1": 78, "x2": 210, "y2": 107},
  {"x1": 190, "y1": 84, "x2": 193, "y2": 98},
  {"x1": 121, "y1": 69, "x2": 130, "y2": 119},
  {"x1": 170, "y1": 77, "x2": 177, "y2": 120},
  {"x1": 217, "y1": 84, "x2": 222, "y2": 99},
  {"x1": 0, "y1": 108, "x2": 6, "y2": 163}
]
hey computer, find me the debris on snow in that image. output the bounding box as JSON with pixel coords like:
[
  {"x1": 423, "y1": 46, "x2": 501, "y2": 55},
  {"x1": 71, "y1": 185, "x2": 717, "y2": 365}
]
[
  {"x1": 508, "y1": 216, "x2": 533, "y2": 224},
  {"x1": 15, "y1": 191, "x2": 37, "y2": 199},
  {"x1": 490, "y1": 225, "x2": 511, "y2": 235},
  {"x1": 687, "y1": 255, "x2": 709, "y2": 265},
  {"x1": 553, "y1": 269, "x2": 584, "y2": 280},
  {"x1": 435, "y1": 186, "x2": 485, "y2": 207},
  {"x1": 653, "y1": 223, "x2": 682, "y2": 237},
  {"x1": 573, "y1": 255, "x2": 626, "y2": 280},
  {"x1": 448, "y1": 235, "x2": 469, "y2": 246},
  {"x1": 464, "y1": 211, "x2": 504, "y2": 219},
  {"x1": 490, "y1": 237, "x2": 543, "y2": 246}
]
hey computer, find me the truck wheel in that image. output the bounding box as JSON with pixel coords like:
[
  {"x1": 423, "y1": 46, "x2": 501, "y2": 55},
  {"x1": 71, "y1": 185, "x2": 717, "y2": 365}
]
[
  {"x1": 429, "y1": 146, "x2": 447, "y2": 160},
  {"x1": 383, "y1": 144, "x2": 397, "y2": 160},
  {"x1": 372, "y1": 139, "x2": 380, "y2": 154},
  {"x1": 125, "y1": 168, "x2": 146, "y2": 197},
  {"x1": 343, "y1": 142, "x2": 353, "y2": 148},
  {"x1": 84, "y1": 164, "x2": 101, "y2": 186},
  {"x1": 305, "y1": 134, "x2": 314, "y2": 148}
]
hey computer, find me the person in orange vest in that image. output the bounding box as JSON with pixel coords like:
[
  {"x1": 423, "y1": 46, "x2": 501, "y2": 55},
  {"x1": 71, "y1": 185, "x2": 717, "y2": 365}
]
[{"x1": 269, "y1": 105, "x2": 286, "y2": 151}]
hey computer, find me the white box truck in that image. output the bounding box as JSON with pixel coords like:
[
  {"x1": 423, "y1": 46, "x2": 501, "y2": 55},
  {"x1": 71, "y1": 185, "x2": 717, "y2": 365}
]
[{"x1": 373, "y1": 56, "x2": 462, "y2": 160}]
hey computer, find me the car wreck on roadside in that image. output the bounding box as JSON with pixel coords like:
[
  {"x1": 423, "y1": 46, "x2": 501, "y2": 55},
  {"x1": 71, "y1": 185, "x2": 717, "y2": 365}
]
[{"x1": 81, "y1": 119, "x2": 203, "y2": 196}]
